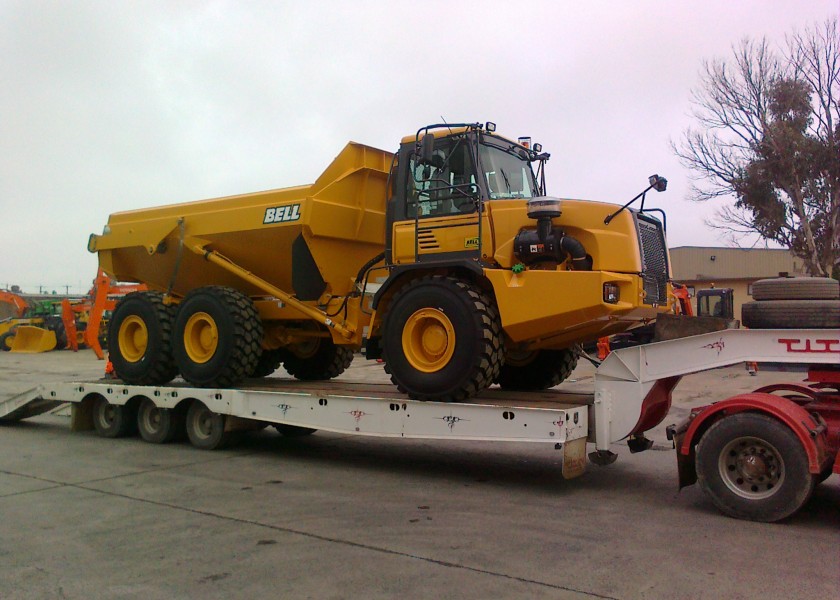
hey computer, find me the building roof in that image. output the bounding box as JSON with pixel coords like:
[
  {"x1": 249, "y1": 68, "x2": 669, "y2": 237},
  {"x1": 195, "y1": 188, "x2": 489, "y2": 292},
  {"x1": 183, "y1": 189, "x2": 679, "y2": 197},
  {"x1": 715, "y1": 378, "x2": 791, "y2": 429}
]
[{"x1": 670, "y1": 246, "x2": 806, "y2": 281}]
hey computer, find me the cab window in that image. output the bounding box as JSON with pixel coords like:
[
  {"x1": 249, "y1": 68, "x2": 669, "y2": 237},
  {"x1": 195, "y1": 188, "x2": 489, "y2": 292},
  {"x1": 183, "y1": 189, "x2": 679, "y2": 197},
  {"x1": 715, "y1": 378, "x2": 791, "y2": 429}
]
[{"x1": 407, "y1": 136, "x2": 477, "y2": 218}]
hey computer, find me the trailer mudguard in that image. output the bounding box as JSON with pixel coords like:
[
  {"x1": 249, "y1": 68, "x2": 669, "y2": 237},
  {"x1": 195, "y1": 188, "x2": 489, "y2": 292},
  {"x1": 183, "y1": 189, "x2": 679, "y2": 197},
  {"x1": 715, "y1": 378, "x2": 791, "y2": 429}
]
[{"x1": 679, "y1": 393, "x2": 829, "y2": 478}]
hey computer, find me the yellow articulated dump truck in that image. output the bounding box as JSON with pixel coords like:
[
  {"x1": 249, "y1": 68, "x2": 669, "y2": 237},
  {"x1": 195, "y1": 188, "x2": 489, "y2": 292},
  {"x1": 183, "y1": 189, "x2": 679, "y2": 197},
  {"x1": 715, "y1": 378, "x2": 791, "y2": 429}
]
[{"x1": 89, "y1": 121, "x2": 674, "y2": 401}]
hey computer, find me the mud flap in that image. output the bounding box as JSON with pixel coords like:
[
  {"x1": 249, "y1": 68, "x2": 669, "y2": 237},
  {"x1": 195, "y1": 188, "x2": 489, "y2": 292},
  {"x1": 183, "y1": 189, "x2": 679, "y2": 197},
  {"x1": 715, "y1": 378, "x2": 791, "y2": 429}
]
[
  {"x1": 10, "y1": 326, "x2": 57, "y2": 353},
  {"x1": 562, "y1": 437, "x2": 588, "y2": 479},
  {"x1": 673, "y1": 431, "x2": 697, "y2": 488}
]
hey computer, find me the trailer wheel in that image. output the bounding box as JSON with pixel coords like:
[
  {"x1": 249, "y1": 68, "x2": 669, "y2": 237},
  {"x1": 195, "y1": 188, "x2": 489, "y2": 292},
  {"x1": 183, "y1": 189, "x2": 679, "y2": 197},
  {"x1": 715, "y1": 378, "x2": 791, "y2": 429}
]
[
  {"x1": 251, "y1": 348, "x2": 288, "y2": 378},
  {"x1": 185, "y1": 401, "x2": 234, "y2": 450},
  {"x1": 495, "y1": 348, "x2": 578, "y2": 390},
  {"x1": 382, "y1": 276, "x2": 503, "y2": 402},
  {"x1": 45, "y1": 317, "x2": 67, "y2": 350},
  {"x1": 137, "y1": 397, "x2": 183, "y2": 444},
  {"x1": 274, "y1": 424, "x2": 317, "y2": 437},
  {"x1": 92, "y1": 396, "x2": 137, "y2": 438},
  {"x1": 741, "y1": 300, "x2": 840, "y2": 329},
  {"x1": 109, "y1": 292, "x2": 178, "y2": 385},
  {"x1": 173, "y1": 286, "x2": 263, "y2": 388},
  {"x1": 696, "y1": 413, "x2": 816, "y2": 522},
  {"x1": 282, "y1": 327, "x2": 354, "y2": 380}
]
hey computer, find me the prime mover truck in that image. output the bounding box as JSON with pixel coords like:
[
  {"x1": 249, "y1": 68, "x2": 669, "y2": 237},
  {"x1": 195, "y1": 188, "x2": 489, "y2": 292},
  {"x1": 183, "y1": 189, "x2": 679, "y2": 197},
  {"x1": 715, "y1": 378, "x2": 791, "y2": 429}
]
[{"x1": 88, "y1": 121, "x2": 673, "y2": 402}]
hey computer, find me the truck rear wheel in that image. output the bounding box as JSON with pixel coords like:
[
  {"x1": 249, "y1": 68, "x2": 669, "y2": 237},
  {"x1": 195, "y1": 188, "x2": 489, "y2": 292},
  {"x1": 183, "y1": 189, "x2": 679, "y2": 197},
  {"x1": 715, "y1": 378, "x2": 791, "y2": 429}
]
[
  {"x1": 696, "y1": 413, "x2": 816, "y2": 522},
  {"x1": 495, "y1": 348, "x2": 578, "y2": 390},
  {"x1": 274, "y1": 424, "x2": 317, "y2": 436},
  {"x1": 281, "y1": 324, "x2": 354, "y2": 380},
  {"x1": 109, "y1": 292, "x2": 178, "y2": 385},
  {"x1": 251, "y1": 348, "x2": 288, "y2": 378},
  {"x1": 173, "y1": 286, "x2": 263, "y2": 388},
  {"x1": 382, "y1": 276, "x2": 503, "y2": 402}
]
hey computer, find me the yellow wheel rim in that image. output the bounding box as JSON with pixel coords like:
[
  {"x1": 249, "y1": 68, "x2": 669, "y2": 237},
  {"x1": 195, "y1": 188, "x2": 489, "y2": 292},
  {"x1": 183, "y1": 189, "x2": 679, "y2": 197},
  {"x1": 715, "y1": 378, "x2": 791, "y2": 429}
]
[
  {"x1": 402, "y1": 308, "x2": 455, "y2": 373},
  {"x1": 183, "y1": 312, "x2": 218, "y2": 364},
  {"x1": 118, "y1": 315, "x2": 148, "y2": 363}
]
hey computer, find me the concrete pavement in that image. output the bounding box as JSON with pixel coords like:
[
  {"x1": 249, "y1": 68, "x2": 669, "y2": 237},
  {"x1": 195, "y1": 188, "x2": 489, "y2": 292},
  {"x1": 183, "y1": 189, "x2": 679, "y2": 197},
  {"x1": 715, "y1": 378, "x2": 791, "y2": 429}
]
[{"x1": 1, "y1": 350, "x2": 837, "y2": 599}]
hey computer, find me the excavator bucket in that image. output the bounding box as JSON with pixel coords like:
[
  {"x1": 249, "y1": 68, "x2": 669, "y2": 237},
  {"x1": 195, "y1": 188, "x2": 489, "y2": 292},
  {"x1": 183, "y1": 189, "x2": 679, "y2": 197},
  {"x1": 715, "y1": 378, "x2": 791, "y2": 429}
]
[
  {"x1": 652, "y1": 313, "x2": 739, "y2": 342},
  {"x1": 10, "y1": 326, "x2": 57, "y2": 353}
]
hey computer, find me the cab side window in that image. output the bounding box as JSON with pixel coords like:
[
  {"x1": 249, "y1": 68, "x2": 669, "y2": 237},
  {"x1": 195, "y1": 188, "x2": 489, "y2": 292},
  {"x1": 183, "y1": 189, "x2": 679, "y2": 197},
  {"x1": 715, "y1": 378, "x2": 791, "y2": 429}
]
[{"x1": 407, "y1": 137, "x2": 477, "y2": 218}]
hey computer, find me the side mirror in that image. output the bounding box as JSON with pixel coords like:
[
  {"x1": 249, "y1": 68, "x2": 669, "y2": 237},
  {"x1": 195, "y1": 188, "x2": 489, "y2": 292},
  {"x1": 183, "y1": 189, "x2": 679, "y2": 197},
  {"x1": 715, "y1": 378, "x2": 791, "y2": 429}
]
[
  {"x1": 649, "y1": 174, "x2": 668, "y2": 192},
  {"x1": 418, "y1": 134, "x2": 435, "y2": 166}
]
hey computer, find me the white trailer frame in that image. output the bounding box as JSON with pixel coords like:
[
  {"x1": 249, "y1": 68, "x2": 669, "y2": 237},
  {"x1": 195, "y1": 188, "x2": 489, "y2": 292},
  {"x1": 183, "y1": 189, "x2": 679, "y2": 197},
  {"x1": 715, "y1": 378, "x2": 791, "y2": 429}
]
[{"x1": 2, "y1": 329, "x2": 838, "y2": 477}]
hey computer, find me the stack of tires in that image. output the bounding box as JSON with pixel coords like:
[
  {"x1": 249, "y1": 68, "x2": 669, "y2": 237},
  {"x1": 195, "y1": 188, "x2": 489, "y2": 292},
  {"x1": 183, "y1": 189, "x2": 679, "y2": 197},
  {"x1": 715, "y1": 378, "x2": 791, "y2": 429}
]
[{"x1": 742, "y1": 277, "x2": 840, "y2": 329}]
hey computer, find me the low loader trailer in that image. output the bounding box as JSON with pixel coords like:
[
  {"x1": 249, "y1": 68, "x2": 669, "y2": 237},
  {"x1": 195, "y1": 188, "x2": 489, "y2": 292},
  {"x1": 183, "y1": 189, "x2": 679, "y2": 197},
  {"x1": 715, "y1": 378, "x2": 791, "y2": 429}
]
[{"x1": 2, "y1": 328, "x2": 838, "y2": 522}]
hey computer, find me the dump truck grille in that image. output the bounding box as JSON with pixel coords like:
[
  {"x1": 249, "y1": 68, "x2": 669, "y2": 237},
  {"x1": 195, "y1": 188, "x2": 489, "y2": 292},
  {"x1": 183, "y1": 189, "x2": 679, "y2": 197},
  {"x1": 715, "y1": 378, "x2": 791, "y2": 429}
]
[
  {"x1": 417, "y1": 229, "x2": 440, "y2": 250},
  {"x1": 635, "y1": 214, "x2": 668, "y2": 305}
]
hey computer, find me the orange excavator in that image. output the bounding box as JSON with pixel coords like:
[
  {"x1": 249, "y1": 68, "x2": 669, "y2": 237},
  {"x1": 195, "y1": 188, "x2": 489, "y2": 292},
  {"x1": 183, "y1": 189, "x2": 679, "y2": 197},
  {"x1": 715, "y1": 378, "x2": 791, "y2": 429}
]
[
  {"x1": 60, "y1": 269, "x2": 147, "y2": 359},
  {"x1": 596, "y1": 284, "x2": 694, "y2": 360},
  {"x1": 0, "y1": 290, "x2": 28, "y2": 320}
]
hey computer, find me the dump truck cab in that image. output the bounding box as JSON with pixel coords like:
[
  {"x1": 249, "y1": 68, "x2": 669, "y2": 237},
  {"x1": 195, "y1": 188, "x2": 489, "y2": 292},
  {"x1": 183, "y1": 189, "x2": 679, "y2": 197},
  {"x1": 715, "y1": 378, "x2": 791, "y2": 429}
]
[{"x1": 376, "y1": 122, "x2": 671, "y2": 345}]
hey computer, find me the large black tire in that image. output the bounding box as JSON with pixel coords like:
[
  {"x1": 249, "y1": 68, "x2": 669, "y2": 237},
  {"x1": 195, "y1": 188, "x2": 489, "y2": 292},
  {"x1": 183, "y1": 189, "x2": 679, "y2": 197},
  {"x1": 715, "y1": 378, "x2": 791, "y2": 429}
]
[
  {"x1": 382, "y1": 276, "x2": 504, "y2": 402},
  {"x1": 173, "y1": 286, "x2": 263, "y2": 388},
  {"x1": 185, "y1": 401, "x2": 235, "y2": 450},
  {"x1": 751, "y1": 277, "x2": 839, "y2": 301},
  {"x1": 495, "y1": 348, "x2": 578, "y2": 391},
  {"x1": 92, "y1": 395, "x2": 137, "y2": 439},
  {"x1": 108, "y1": 292, "x2": 178, "y2": 385},
  {"x1": 251, "y1": 348, "x2": 288, "y2": 378},
  {"x1": 45, "y1": 317, "x2": 68, "y2": 350},
  {"x1": 742, "y1": 300, "x2": 840, "y2": 329},
  {"x1": 696, "y1": 413, "x2": 816, "y2": 522},
  {"x1": 282, "y1": 328, "x2": 354, "y2": 381},
  {"x1": 0, "y1": 331, "x2": 13, "y2": 351},
  {"x1": 137, "y1": 397, "x2": 183, "y2": 444}
]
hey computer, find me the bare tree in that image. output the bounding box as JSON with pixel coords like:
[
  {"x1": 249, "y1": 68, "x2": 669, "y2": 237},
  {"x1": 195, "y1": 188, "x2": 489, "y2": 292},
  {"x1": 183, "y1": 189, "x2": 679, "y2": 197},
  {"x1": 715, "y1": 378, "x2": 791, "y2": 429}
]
[{"x1": 674, "y1": 19, "x2": 839, "y2": 277}]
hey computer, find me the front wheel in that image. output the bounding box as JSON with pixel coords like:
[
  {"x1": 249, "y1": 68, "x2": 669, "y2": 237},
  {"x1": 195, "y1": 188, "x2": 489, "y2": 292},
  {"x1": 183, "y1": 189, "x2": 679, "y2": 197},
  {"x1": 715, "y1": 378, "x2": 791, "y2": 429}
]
[
  {"x1": 382, "y1": 276, "x2": 503, "y2": 402},
  {"x1": 696, "y1": 413, "x2": 816, "y2": 522}
]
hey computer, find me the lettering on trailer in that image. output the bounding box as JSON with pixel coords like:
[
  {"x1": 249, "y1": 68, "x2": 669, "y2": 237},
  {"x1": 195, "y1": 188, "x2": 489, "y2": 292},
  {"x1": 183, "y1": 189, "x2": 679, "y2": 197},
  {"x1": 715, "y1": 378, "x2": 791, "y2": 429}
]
[
  {"x1": 348, "y1": 410, "x2": 368, "y2": 423},
  {"x1": 438, "y1": 413, "x2": 468, "y2": 431},
  {"x1": 778, "y1": 338, "x2": 840, "y2": 354},
  {"x1": 701, "y1": 337, "x2": 725, "y2": 356},
  {"x1": 263, "y1": 204, "x2": 301, "y2": 224}
]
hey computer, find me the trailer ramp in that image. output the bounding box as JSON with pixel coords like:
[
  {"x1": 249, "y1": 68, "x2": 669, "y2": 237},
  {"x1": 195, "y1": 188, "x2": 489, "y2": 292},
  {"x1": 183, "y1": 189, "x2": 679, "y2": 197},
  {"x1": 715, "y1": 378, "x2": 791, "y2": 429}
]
[{"x1": 0, "y1": 386, "x2": 65, "y2": 422}]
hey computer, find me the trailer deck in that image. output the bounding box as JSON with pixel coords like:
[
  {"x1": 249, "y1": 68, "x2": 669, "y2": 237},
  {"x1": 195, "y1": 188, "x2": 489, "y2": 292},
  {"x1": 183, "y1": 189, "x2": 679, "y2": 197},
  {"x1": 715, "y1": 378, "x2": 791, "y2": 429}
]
[{"x1": 2, "y1": 328, "x2": 838, "y2": 519}]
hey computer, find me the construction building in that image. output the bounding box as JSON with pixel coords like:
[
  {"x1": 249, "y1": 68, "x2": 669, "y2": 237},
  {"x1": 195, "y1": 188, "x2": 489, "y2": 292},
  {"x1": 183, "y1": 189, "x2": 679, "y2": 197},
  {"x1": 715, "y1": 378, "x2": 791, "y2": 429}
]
[{"x1": 670, "y1": 246, "x2": 807, "y2": 321}]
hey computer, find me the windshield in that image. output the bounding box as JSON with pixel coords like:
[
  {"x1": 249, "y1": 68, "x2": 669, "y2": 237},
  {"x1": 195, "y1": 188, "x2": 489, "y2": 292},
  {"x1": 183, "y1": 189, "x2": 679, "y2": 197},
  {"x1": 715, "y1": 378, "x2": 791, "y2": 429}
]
[{"x1": 479, "y1": 143, "x2": 538, "y2": 200}]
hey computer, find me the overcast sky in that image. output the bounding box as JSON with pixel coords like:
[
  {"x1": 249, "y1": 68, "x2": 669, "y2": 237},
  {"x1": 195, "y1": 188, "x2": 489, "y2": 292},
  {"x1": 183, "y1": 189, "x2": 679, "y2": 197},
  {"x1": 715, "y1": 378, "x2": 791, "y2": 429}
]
[{"x1": 1, "y1": 1, "x2": 837, "y2": 293}]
